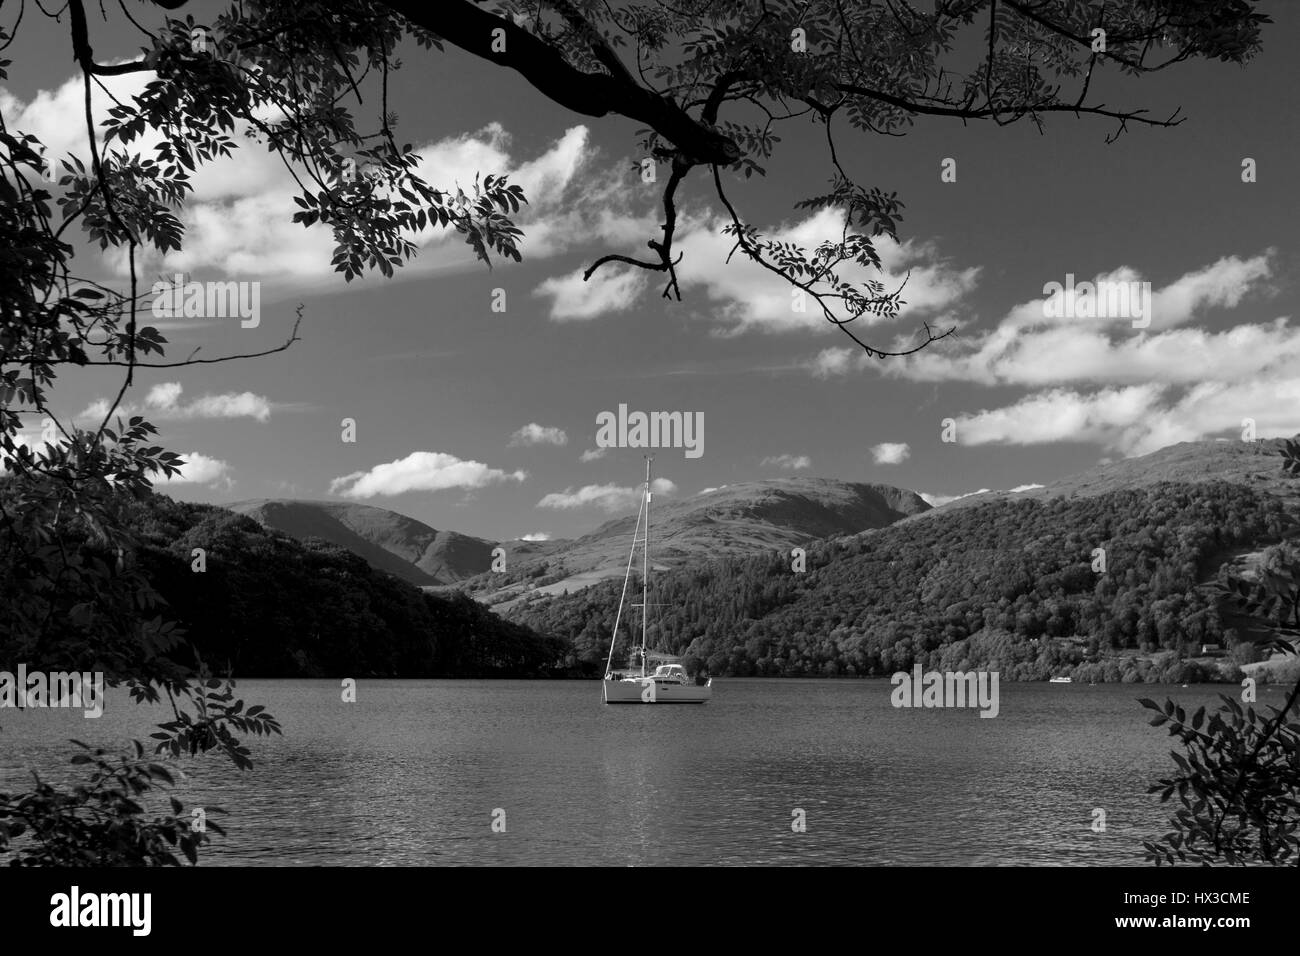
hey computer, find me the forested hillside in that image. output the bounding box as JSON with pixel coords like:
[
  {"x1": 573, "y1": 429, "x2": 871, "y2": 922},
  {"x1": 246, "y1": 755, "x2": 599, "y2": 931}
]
[
  {"x1": 461, "y1": 478, "x2": 931, "y2": 606},
  {"x1": 507, "y1": 482, "x2": 1292, "y2": 682},
  {"x1": 227, "y1": 498, "x2": 497, "y2": 585},
  {"x1": 0, "y1": 490, "x2": 566, "y2": 679}
]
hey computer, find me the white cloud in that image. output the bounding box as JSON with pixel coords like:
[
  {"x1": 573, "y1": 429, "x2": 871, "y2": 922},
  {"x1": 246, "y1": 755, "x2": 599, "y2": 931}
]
[
  {"x1": 870, "y1": 442, "x2": 911, "y2": 465},
  {"x1": 580, "y1": 447, "x2": 607, "y2": 462},
  {"x1": 1009, "y1": 483, "x2": 1045, "y2": 493},
  {"x1": 537, "y1": 478, "x2": 676, "y2": 513},
  {"x1": 761, "y1": 454, "x2": 811, "y2": 470},
  {"x1": 953, "y1": 386, "x2": 1163, "y2": 450},
  {"x1": 534, "y1": 264, "x2": 649, "y2": 321},
  {"x1": 534, "y1": 206, "x2": 979, "y2": 331},
  {"x1": 330, "y1": 452, "x2": 526, "y2": 499},
  {"x1": 79, "y1": 382, "x2": 272, "y2": 423},
  {"x1": 943, "y1": 382, "x2": 1300, "y2": 457},
  {"x1": 155, "y1": 124, "x2": 621, "y2": 284},
  {"x1": 509, "y1": 423, "x2": 568, "y2": 447},
  {"x1": 811, "y1": 251, "x2": 1293, "y2": 457},
  {"x1": 2, "y1": 422, "x2": 233, "y2": 490},
  {"x1": 154, "y1": 451, "x2": 231, "y2": 487},
  {"x1": 151, "y1": 123, "x2": 649, "y2": 287},
  {"x1": 520, "y1": 532, "x2": 552, "y2": 542},
  {"x1": 3, "y1": 422, "x2": 57, "y2": 466},
  {"x1": 809, "y1": 347, "x2": 856, "y2": 378},
  {"x1": 4, "y1": 67, "x2": 647, "y2": 289},
  {"x1": 1148, "y1": 254, "x2": 1276, "y2": 332},
  {"x1": 883, "y1": 253, "x2": 1277, "y2": 388},
  {"x1": 668, "y1": 209, "x2": 980, "y2": 334}
]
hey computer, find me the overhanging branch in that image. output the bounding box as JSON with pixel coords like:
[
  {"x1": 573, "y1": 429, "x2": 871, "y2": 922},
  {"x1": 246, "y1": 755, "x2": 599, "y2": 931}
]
[{"x1": 380, "y1": 0, "x2": 740, "y2": 165}]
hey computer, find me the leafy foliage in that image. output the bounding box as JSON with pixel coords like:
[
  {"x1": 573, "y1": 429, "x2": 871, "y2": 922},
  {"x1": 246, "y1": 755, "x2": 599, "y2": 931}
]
[
  {"x1": 1140, "y1": 692, "x2": 1300, "y2": 865},
  {"x1": 1142, "y1": 445, "x2": 1300, "y2": 866},
  {"x1": 0, "y1": 740, "x2": 225, "y2": 867}
]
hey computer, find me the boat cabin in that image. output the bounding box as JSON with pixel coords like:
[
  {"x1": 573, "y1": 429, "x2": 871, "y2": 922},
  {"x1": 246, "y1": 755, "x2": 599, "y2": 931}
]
[{"x1": 651, "y1": 664, "x2": 689, "y2": 683}]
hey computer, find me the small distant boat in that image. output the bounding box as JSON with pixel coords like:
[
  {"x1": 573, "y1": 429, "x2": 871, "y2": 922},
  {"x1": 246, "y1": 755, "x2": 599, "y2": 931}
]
[
  {"x1": 602, "y1": 457, "x2": 711, "y2": 704},
  {"x1": 1049, "y1": 676, "x2": 1073, "y2": 684}
]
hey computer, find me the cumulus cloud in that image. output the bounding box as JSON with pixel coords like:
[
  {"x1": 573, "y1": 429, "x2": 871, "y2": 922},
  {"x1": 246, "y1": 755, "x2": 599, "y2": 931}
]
[
  {"x1": 870, "y1": 442, "x2": 911, "y2": 465},
  {"x1": 579, "y1": 447, "x2": 607, "y2": 462},
  {"x1": 509, "y1": 423, "x2": 568, "y2": 447},
  {"x1": 154, "y1": 452, "x2": 231, "y2": 487},
  {"x1": 156, "y1": 123, "x2": 636, "y2": 285},
  {"x1": 537, "y1": 478, "x2": 676, "y2": 513},
  {"x1": 811, "y1": 251, "x2": 1293, "y2": 456},
  {"x1": 3, "y1": 422, "x2": 57, "y2": 465},
  {"x1": 813, "y1": 252, "x2": 1276, "y2": 384},
  {"x1": 330, "y1": 452, "x2": 526, "y2": 499},
  {"x1": 950, "y1": 379, "x2": 1300, "y2": 457},
  {"x1": 761, "y1": 454, "x2": 811, "y2": 470},
  {"x1": 79, "y1": 382, "x2": 272, "y2": 423},
  {"x1": 2, "y1": 420, "x2": 233, "y2": 491},
  {"x1": 4, "y1": 67, "x2": 647, "y2": 289},
  {"x1": 520, "y1": 532, "x2": 552, "y2": 542},
  {"x1": 883, "y1": 253, "x2": 1276, "y2": 387},
  {"x1": 534, "y1": 266, "x2": 649, "y2": 321},
  {"x1": 669, "y1": 209, "x2": 979, "y2": 334},
  {"x1": 535, "y1": 206, "x2": 979, "y2": 332}
]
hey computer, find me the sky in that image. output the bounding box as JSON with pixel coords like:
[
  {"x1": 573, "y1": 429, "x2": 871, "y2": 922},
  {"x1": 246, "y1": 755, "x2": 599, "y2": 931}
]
[{"x1": 3, "y1": 2, "x2": 1298, "y2": 541}]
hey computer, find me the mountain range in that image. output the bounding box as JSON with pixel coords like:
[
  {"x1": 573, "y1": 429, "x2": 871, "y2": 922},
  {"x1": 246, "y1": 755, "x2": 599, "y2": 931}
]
[
  {"x1": 226, "y1": 479, "x2": 932, "y2": 603},
  {"x1": 200, "y1": 437, "x2": 1300, "y2": 683},
  {"x1": 223, "y1": 439, "x2": 1298, "y2": 619}
]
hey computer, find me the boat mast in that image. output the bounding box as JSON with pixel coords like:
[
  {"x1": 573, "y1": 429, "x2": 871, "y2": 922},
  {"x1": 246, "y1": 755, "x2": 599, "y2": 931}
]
[
  {"x1": 603, "y1": 459, "x2": 648, "y2": 681},
  {"x1": 641, "y1": 455, "x2": 652, "y2": 677}
]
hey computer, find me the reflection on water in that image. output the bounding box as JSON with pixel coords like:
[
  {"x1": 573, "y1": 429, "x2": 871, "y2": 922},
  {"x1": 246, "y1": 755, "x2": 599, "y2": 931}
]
[{"x1": 1, "y1": 677, "x2": 1265, "y2": 865}]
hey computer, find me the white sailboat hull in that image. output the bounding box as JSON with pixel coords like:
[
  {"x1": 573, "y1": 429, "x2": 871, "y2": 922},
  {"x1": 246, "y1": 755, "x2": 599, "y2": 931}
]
[{"x1": 603, "y1": 677, "x2": 712, "y2": 704}]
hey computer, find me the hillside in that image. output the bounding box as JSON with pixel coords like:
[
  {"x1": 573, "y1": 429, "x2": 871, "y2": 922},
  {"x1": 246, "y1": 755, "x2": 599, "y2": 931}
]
[
  {"x1": 506, "y1": 446, "x2": 1299, "y2": 681},
  {"x1": 915, "y1": 438, "x2": 1300, "y2": 519},
  {"x1": 111, "y1": 495, "x2": 567, "y2": 678},
  {"x1": 226, "y1": 498, "x2": 497, "y2": 586},
  {"x1": 461, "y1": 479, "x2": 931, "y2": 607}
]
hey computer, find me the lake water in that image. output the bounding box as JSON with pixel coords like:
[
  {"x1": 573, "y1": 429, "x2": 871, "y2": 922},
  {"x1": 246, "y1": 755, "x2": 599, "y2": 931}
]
[{"x1": 1, "y1": 678, "x2": 1275, "y2": 866}]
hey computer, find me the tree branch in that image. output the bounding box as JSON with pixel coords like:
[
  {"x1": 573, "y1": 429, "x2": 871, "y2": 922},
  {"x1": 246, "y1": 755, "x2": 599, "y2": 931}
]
[{"x1": 380, "y1": 0, "x2": 740, "y2": 166}]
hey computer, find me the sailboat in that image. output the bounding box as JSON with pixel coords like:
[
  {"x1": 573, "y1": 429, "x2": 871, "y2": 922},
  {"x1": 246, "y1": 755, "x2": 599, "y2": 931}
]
[{"x1": 602, "y1": 456, "x2": 712, "y2": 704}]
